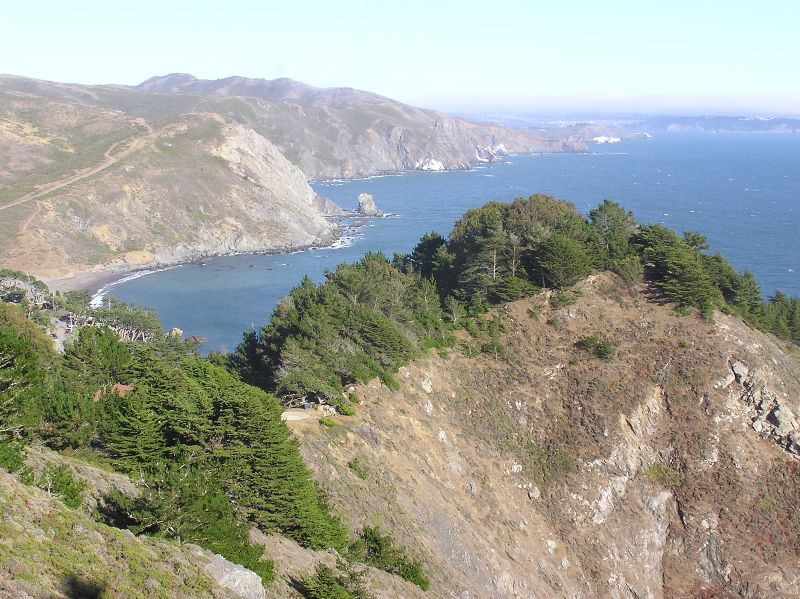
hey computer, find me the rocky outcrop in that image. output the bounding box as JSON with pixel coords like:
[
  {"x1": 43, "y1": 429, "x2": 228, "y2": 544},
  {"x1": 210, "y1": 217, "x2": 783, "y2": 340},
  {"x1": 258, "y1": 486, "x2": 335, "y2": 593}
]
[
  {"x1": 185, "y1": 546, "x2": 266, "y2": 599},
  {"x1": 291, "y1": 274, "x2": 800, "y2": 598},
  {"x1": 716, "y1": 357, "x2": 800, "y2": 456},
  {"x1": 356, "y1": 193, "x2": 383, "y2": 216},
  {"x1": 0, "y1": 109, "x2": 341, "y2": 281}
]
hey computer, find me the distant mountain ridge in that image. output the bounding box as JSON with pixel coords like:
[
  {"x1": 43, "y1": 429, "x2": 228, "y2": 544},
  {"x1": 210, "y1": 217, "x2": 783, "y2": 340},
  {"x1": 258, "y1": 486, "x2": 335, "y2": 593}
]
[
  {"x1": 633, "y1": 115, "x2": 800, "y2": 134},
  {"x1": 134, "y1": 72, "x2": 587, "y2": 179}
]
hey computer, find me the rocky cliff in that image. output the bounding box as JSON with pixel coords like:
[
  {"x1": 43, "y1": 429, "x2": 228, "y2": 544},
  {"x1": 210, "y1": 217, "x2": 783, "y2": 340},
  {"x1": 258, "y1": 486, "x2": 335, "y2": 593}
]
[
  {"x1": 0, "y1": 74, "x2": 585, "y2": 284},
  {"x1": 0, "y1": 79, "x2": 340, "y2": 282},
  {"x1": 137, "y1": 73, "x2": 586, "y2": 179},
  {"x1": 288, "y1": 273, "x2": 800, "y2": 598}
]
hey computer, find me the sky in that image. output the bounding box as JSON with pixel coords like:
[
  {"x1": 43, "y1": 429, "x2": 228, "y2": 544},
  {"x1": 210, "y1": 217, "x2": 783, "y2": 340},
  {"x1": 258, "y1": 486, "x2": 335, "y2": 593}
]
[{"x1": 2, "y1": 0, "x2": 799, "y2": 116}]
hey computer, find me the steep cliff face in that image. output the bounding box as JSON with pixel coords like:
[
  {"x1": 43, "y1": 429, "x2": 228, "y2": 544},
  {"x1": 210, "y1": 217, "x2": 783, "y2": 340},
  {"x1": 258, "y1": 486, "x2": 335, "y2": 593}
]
[
  {"x1": 0, "y1": 107, "x2": 339, "y2": 281},
  {"x1": 136, "y1": 73, "x2": 587, "y2": 179},
  {"x1": 290, "y1": 273, "x2": 800, "y2": 598}
]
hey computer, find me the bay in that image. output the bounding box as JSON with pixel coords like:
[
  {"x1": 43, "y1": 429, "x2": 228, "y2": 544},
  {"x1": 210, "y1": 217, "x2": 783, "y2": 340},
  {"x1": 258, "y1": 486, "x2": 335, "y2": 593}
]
[{"x1": 107, "y1": 133, "x2": 800, "y2": 353}]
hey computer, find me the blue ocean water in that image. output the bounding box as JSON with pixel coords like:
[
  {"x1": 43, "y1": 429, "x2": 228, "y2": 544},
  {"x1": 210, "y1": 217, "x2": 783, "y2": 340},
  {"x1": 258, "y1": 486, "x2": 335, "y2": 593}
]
[{"x1": 107, "y1": 133, "x2": 800, "y2": 353}]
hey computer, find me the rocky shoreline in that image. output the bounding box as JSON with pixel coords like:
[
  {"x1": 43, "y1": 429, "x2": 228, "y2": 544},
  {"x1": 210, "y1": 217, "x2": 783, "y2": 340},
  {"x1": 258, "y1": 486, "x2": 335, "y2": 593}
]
[{"x1": 44, "y1": 226, "x2": 344, "y2": 296}]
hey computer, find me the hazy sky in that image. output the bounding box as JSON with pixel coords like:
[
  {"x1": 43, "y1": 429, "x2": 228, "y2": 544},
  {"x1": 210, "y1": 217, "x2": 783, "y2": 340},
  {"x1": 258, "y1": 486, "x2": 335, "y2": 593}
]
[{"x1": 3, "y1": 0, "x2": 799, "y2": 115}]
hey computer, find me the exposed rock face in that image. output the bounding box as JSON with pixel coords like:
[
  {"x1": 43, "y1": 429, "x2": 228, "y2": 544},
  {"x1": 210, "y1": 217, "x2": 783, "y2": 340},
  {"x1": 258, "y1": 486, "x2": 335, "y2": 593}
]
[
  {"x1": 187, "y1": 548, "x2": 266, "y2": 599},
  {"x1": 356, "y1": 193, "x2": 382, "y2": 216},
  {"x1": 0, "y1": 105, "x2": 340, "y2": 281},
  {"x1": 290, "y1": 273, "x2": 800, "y2": 598},
  {"x1": 135, "y1": 73, "x2": 588, "y2": 179}
]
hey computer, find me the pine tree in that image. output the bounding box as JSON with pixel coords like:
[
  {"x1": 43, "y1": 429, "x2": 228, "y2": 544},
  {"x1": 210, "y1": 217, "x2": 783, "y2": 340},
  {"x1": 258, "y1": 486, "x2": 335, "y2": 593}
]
[{"x1": 535, "y1": 233, "x2": 592, "y2": 289}]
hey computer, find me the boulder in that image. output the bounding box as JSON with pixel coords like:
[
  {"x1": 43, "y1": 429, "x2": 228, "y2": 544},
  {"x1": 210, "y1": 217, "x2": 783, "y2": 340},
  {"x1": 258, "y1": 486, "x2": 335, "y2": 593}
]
[
  {"x1": 185, "y1": 546, "x2": 266, "y2": 599},
  {"x1": 731, "y1": 360, "x2": 749, "y2": 383},
  {"x1": 714, "y1": 372, "x2": 735, "y2": 389},
  {"x1": 789, "y1": 431, "x2": 800, "y2": 455},
  {"x1": 357, "y1": 193, "x2": 383, "y2": 216},
  {"x1": 768, "y1": 404, "x2": 797, "y2": 438}
]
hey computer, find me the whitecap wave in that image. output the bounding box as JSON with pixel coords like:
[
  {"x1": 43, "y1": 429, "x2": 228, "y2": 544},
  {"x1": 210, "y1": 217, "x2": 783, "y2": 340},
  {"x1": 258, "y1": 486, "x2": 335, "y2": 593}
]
[{"x1": 90, "y1": 266, "x2": 179, "y2": 308}]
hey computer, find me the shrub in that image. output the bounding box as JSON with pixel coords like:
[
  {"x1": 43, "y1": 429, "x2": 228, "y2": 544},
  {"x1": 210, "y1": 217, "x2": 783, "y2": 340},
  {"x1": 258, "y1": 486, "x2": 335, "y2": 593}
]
[
  {"x1": 38, "y1": 463, "x2": 87, "y2": 508},
  {"x1": 0, "y1": 440, "x2": 26, "y2": 472},
  {"x1": 646, "y1": 462, "x2": 683, "y2": 488},
  {"x1": 576, "y1": 334, "x2": 615, "y2": 360},
  {"x1": 550, "y1": 290, "x2": 581, "y2": 309},
  {"x1": 350, "y1": 526, "x2": 430, "y2": 590},
  {"x1": 320, "y1": 417, "x2": 336, "y2": 427},
  {"x1": 348, "y1": 456, "x2": 369, "y2": 480},
  {"x1": 294, "y1": 564, "x2": 370, "y2": 599},
  {"x1": 489, "y1": 276, "x2": 539, "y2": 303},
  {"x1": 611, "y1": 256, "x2": 644, "y2": 286},
  {"x1": 546, "y1": 316, "x2": 562, "y2": 329},
  {"x1": 336, "y1": 402, "x2": 356, "y2": 416},
  {"x1": 0, "y1": 286, "x2": 26, "y2": 303}
]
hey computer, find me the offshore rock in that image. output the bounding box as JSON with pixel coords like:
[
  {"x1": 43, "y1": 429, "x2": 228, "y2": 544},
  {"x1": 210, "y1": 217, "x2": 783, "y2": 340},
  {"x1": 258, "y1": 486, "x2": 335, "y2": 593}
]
[{"x1": 357, "y1": 193, "x2": 383, "y2": 216}]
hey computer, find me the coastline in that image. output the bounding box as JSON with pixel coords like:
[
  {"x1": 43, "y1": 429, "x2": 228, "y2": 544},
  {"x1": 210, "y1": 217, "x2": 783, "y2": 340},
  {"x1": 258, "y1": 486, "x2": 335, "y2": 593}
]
[{"x1": 43, "y1": 222, "x2": 358, "y2": 300}]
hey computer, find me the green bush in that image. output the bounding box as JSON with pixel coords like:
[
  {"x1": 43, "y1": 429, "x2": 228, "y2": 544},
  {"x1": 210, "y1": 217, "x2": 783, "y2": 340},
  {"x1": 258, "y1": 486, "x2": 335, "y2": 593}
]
[
  {"x1": 294, "y1": 564, "x2": 370, "y2": 599},
  {"x1": 576, "y1": 334, "x2": 615, "y2": 360},
  {"x1": 646, "y1": 462, "x2": 684, "y2": 488},
  {"x1": 320, "y1": 417, "x2": 336, "y2": 427},
  {"x1": 611, "y1": 256, "x2": 644, "y2": 286},
  {"x1": 0, "y1": 439, "x2": 26, "y2": 472},
  {"x1": 489, "y1": 276, "x2": 539, "y2": 303},
  {"x1": 350, "y1": 526, "x2": 429, "y2": 590},
  {"x1": 550, "y1": 290, "x2": 581, "y2": 309},
  {"x1": 348, "y1": 456, "x2": 369, "y2": 480},
  {"x1": 38, "y1": 463, "x2": 87, "y2": 508},
  {"x1": 336, "y1": 402, "x2": 356, "y2": 416}
]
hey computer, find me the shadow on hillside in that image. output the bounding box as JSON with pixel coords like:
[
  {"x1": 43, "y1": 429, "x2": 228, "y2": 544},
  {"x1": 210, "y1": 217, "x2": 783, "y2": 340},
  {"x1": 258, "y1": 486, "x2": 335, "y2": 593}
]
[{"x1": 62, "y1": 574, "x2": 106, "y2": 599}]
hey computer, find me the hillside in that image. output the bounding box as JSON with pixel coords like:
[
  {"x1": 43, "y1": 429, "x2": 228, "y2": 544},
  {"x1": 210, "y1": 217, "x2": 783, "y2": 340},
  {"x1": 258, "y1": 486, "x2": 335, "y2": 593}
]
[
  {"x1": 291, "y1": 273, "x2": 800, "y2": 597},
  {"x1": 0, "y1": 78, "x2": 340, "y2": 283},
  {"x1": 3, "y1": 193, "x2": 799, "y2": 597},
  {"x1": 0, "y1": 467, "x2": 259, "y2": 598},
  {"x1": 0, "y1": 73, "x2": 584, "y2": 285},
  {"x1": 136, "y1": 73, "x2": 585, "y2": 179}
]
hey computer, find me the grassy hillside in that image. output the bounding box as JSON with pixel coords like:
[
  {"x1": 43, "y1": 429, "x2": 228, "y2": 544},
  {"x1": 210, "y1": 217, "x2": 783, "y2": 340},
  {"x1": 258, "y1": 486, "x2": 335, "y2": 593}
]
[{"x1": 0, "y1": 467, "x2": 235, "y2": 598}]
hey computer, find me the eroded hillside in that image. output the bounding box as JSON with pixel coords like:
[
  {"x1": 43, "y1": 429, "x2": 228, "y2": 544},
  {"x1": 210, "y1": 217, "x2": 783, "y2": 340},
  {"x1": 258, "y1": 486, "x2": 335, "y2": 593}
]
[
  {"x1": 137, "y1": 73, "x2": 586, "y2": 179},
  {"x1": 0, "y1": 85, "x2": 339, "y2": 280},
  {"x1": 0, "y1": 73, "x2": 588, "y2": 283},
  {"x1": 290, "y1": 273, "x2": 800, "y2": 598}
]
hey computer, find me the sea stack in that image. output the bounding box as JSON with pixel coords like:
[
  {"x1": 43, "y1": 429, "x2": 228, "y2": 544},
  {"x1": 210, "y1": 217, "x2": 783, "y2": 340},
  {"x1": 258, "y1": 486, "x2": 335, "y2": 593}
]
[{"x1": 357, "y1": 193, "x2": 383, "y2": 216}]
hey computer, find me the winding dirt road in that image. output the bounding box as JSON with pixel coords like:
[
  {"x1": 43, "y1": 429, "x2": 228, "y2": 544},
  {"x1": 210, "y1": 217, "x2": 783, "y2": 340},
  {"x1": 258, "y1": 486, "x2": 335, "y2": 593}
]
[{"x1": 0, "y1": 121, "x2": 156, "y2": 212}]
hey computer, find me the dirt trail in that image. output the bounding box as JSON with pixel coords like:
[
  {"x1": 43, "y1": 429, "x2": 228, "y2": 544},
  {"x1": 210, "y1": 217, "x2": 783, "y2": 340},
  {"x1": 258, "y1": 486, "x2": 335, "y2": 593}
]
[
  {"x1": 19, "y1": 201, "x2": 41, "y2": 233},
  {"x1": 0, "y1": 122, "x2": 157, "y2": 211}
]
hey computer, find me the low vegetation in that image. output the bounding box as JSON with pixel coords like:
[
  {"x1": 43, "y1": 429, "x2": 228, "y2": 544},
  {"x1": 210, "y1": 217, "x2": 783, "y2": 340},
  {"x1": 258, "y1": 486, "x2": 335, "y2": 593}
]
[
  {"x1": 350, "y1": 526, "x2": 430, "y2": 590},
  {"x1": 576, "y1": 334, "x2": 615, "y2": 360}
]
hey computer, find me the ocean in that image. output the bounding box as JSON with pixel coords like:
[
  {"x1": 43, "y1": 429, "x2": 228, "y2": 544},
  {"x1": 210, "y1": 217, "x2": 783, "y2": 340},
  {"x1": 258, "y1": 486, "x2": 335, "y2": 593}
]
[{"x1": 105, "y1": 133, "x2": 800, "y2": 353}]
